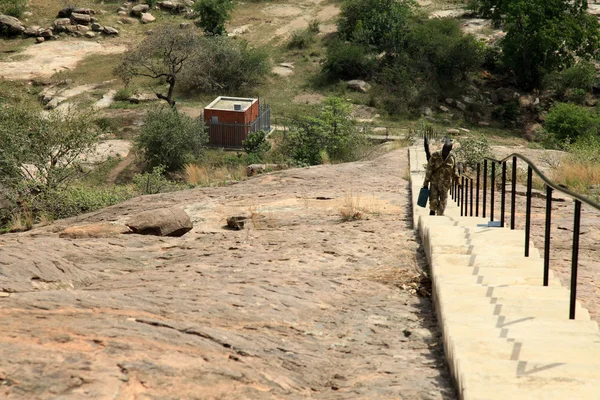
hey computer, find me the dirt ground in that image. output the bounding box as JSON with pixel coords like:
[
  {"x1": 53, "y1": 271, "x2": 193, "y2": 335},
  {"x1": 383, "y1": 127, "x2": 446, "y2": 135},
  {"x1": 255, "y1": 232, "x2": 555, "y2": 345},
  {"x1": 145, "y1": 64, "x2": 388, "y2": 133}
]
[{"x1": 0, "y1": 148, "x2": 456, "y2": 399}]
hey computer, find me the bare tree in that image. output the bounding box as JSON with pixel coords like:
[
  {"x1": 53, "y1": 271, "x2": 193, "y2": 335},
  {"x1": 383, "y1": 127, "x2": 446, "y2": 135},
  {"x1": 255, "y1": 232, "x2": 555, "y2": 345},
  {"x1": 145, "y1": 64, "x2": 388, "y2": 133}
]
[{"x1": 115, "y1": 25, "x2": 203, "y2": 108}]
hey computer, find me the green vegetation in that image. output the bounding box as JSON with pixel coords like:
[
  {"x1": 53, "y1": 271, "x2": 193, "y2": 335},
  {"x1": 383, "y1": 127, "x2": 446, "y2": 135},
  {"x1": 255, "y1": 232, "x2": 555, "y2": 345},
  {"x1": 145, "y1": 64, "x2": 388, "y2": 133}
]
[
  {"x1": 243, "y1": 131, "x2": 271, "y2": 159},
  {"x1": 137, "y1": 107, "x2": 208, "y2": 170},
  {"x1": 472, "y1": 0, "x2": 600, "y2": 89},
  {"x1": 0, "y1": 0, "x2": 26, "y2": 18},
  {"x1": 544, "y1": 102, "x2": 600, "y2": 144},
  {"x1": 193, "y1": 0, "x2": 234, "y2": 35}
]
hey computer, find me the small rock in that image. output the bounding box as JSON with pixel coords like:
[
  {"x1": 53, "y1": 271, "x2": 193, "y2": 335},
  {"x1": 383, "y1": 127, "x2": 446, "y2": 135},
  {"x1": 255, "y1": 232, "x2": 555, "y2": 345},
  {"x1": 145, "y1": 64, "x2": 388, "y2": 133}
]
[
  {"x1": 422, "y1": 107, "x2": 433, "y2": 117},
  {"x1": 73, "y1": 8, "x2": 94, "y2": 15},
  {"x1": 57, "y1": 7, "x2": 74, "y2": 18},
  {"x1": 478, "y1": 121, "x2": 490, "y2": 127},
  {"x1": 141, "y1": 13, "x2": 156, "y2": 24},
  {"x1": 180, "y1": 22, "x2": 191, "y2": 29},
  {"x1": 439, "y1": 105, "x2": 449, "y2": 113},
  {"x1": 120, "y1": 17, "x2": 135, "y2": 24},
  {"x1": 131, "y1": 4, "x2": 150, "y2": 16},
  {"x1": 38, "y1": 28, "x2": 53, "y2": 38},
  {"x1": 103, "y1": 26, "x2": 119, "y2": 35},
  {"x1": 117, "y1": 10, "x2": 128, "y2": 16},
  {"x1": 91, "y1": 22, "x2": 104, "y2": 31},
  {"x1": 227, "y1": 216, "x2": 247, "y2": 230},
  {"x1": 458, "y1": 128, "x2": 470, "y2": 133},
  {"x1": 0, "y1": 292, "x2": 10, "y2": 298},
  {"x1": 84, "y1": 31, "x2": 96, "y2": 38},
  {"x1": 126, "y1": 208, "x2": 193, "y2": 237},
  {"x1": 455, "y1": 101, "x2": 467, "y2": 111},
  {"x1": 346, "y1": 80, "x2": 371, "y2": 93},
  {"x1": 447, "y1": 128, "x2": 460, "y2": 135},
  {"x1": 445, "y1": 98, "x2": 454, "y2": 106},
  {"x1": 71, "y1": 12, "x2": 91, "y2": 25},
  {"x1": 24, "y1": 25, "x2": 41, "y2": 36}
]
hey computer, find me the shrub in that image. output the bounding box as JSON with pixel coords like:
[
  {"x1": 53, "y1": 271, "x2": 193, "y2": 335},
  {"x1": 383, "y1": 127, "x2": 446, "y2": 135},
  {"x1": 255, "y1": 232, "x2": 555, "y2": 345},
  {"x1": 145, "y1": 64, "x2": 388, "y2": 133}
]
[
  {"x1": 193, "y1": 0, "x2": 234, "y2": 35},
  {"x1": 132, "y1": 165, "x2": 187, "y2": 194},
  {"x1": 322, "y1": 39, "x2": 377, "y2": 80},
  {"x1": 547, "y1": 61, "x2": 597, "y2": 98},
  {"x1": 545, "y1": 102, "x2": 600, "y2": 144},
  {"x1": 288, "y1": 29, "x2": 315, "y2": 49},
  {"x1": 138, "y1": 107, "x2": 208, "y2": 170},
  {"x1": 114, "y1": 88, "x2": 132, "y2": 101},
  {"x1": 308, "y1": 19, "x2": 320, "y2": 34},
  {"x1": 455, "y1": 135, "x2": 491, "y2": 171},
  {"x1": 0, "y1": 0, "x2": 27, "y2": 18},
  {"x1": 243, "y1": 131, "x2": 271, "y2": 157},
  {"x1": 492, "y1": 101, "x2": 519, "y2": 127}
]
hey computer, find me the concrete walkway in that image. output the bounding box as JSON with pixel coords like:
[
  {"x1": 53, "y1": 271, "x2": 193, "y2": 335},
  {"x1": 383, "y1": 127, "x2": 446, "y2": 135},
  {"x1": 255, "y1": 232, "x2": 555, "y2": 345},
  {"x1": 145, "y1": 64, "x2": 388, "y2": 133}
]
[{"x1": 409, "y1": 144, "x2": 600, "y2": 399}]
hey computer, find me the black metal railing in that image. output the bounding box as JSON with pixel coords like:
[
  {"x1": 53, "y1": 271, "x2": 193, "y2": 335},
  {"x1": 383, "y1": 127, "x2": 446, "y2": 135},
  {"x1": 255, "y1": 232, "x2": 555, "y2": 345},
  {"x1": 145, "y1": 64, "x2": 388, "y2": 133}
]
[{"x1": 454, "y1": 153, "x2": 600, "y2": 320}]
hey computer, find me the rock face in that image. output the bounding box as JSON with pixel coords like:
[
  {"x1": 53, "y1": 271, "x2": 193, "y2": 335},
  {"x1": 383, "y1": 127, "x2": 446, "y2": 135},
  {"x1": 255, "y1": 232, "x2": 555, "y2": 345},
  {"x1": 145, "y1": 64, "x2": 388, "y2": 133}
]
[
  {"x1": 0, "y1": 14, "x2": 25, "y2": 35},
  {"x1": 347, "y1": 79, "x2": 372, "y2": 93},
  {"x1": 126, "y1": 207, "x2": 193, "y2": 236},
  {"x1": 59, "y1": 223, "x2": 130, "y2": 239}
]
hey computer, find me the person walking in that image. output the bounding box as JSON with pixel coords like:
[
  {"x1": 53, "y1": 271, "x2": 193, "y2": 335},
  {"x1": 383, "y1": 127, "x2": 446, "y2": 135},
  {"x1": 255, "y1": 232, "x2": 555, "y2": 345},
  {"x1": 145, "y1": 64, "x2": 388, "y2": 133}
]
[{"x1": 422, "y1": 139, "x2": 459, "y2": 216}]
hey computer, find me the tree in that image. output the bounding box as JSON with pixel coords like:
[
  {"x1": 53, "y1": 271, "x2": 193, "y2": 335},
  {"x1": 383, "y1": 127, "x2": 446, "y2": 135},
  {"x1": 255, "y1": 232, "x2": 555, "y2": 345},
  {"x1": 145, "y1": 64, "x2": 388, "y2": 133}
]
[
  {"x1": 338, "y1": 0, "x2": 416, "y2": 54},
  {"x1": 194, "y1": 0, "x2": 234, "y2": 35},
  {"x1": 0, "y1": 104, "x2": 100, "y2": 192},
  {"x1": 476, "y1": 0, "x2": 600, "y2": 89},
  {"x1": 137, "y1": 107, "x2": 208, "y2": 170},
  {"x1": 115, "y1": 26, "x2": 203, "y2": 108}
]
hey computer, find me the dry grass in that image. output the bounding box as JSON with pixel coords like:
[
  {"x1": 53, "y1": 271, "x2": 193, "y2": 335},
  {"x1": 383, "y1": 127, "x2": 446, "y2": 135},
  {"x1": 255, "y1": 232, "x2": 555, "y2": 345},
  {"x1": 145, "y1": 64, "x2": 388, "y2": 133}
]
[
  {"x1": 183, "y1": 163, "x2": 247, "y2": 186},
  {"x1": 357, "y1": 264, "x2": 432, "y2": 297},
  {"x1": 8, "y1": 211, "x2": 33, "y2": 233},
  {"x1": 551, "y1": 161, "x2": 600, "y2": 199},
  {"x1": 339, "y1": 190, "x2": 363, "y2": 221}
]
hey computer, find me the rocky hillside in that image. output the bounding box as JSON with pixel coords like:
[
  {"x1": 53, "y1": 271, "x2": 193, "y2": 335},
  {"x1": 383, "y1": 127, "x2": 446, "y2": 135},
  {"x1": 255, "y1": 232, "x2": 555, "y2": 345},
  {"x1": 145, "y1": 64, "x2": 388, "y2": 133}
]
[{"x1": 0, "y1": 148, "x2": 456, "y2": 399}]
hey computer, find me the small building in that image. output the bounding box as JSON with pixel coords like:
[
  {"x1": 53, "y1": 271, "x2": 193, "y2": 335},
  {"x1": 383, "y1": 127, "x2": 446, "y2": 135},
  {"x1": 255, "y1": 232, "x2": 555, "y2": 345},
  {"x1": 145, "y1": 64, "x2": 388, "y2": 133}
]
[{"x1": 203, "y1": 96, "x2": 271, "y2": 148}]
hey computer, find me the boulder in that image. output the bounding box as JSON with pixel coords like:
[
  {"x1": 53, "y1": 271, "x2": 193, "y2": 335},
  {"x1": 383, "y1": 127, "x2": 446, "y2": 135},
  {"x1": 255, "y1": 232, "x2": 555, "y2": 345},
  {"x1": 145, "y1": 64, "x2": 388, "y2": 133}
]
[
  {"x1": 421, "y1": 107, "x2": 433, "y2": 117},
  {"x1": 478, "y1": 121, "x2": 490, "y2": 127},
  {"x1": 439, "y1": 105, "x2": 450, "y2": 113},
  {"x1": 71, "y1": 12, "x2": 92, "y2": 24},
  {"x1": 120, "y1": 17, "x2": 136, "y2": 24},
  {"x1": 73, "y1": 8, "x2": 94, "y2": 15},
  {"x1": 91, "y1": 22, "x2": 104, "y2": 32},
  {"x1": 158, "y1": 1, "x2": 187, "y2": 13},
  {"x1": 126, "y1": 207, "x2": 193, "y2": 237},
  {"x1": 54, "y1": 18, "x2": 71, "y2": 30},
  {"x1": 455, "y1": 101, "x2": 467, "y2": 111},
  {"x1": 59, "y1": 223, "x2": 131, "y2": 239},
  {"x1": 131, "y1": 4, "x2": 150, "y2": 16},
  {"x1": 0, "y1": 14, "x2": 25, "y2": 35},
  {"x1": 38, "y1": 28, "x2": 53, "y2": 38},
  {"x1": 57, "y1": 7, "x2": 74, "y2": 18},
  {"x1": 103, "y1": 26, "x2": 119, "y2": 35},
  {"x1": 496, "y1": 87, "x2": 518, "y2": 103},
  {"x1": 446, "y1": 128, "x2": 460, "y2": 136},
  {"x1": 24, "y1": 25, "x2": 40, "y2": 36},
  {"x1": 141, "y1": 13, "x2": 156, "y2": 24},
  {"x1": 128, "y1": 92, "x2": 157, "y2": 103},
  {"x1": 84, "y1": 31, "x2": 96, "y2": 38},
  {"x1": 346, "y1": 80, "x2": 371, "y2": 93}
]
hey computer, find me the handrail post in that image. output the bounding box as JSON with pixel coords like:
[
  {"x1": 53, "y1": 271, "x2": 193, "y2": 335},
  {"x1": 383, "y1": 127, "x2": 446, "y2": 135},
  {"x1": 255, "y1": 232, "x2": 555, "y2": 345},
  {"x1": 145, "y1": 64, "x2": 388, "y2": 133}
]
[
  {"x1": 525, "y1": 167, "x2": 532, "y2": 257},
  {"x1": 490, "y1": 162, "x2": 495, "y2": 221},
  {"x1": 543, "y1": 186, "x2": 553, "y2": 287},
  {"x1": 470, "y1": 177, "x2": 473, "y2": 217},
  {"x1": 511, "y1": 156, "x2": 517, "y2": 230},
  {"x1": 476, "y1": 163, "x2": 480, "y2": 217},
  {"x1": 501, "y1": 161, "x2": 507, "y2": 227},
  {"x1": 569, "y1": 200, "x2": 582, "y2": 320},
  {"x1": 483, "y1": 160, "x2": 487, "y2": 218},
  {"x1": 461, "y1": 176, "x2": 465, "y2": 216}
]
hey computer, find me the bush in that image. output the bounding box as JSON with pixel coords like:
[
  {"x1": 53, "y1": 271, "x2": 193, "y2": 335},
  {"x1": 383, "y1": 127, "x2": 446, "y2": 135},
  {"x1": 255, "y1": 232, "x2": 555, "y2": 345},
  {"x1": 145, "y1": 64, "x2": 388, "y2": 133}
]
[
  {"x1": 26, "y1": 184, "x2": 135, "y2": 221},
  {"x1": 492, "y1": 101, "x2": 519, "y2": 127},
  {"x1": 243, "y1": 131, "x2": 271, "y2": 157},
  {"x1": 322, "y1": 39, "x2": 377, "y2": 80},
  {"x1": 138, "y1": 107, "x2": 208, "y2": 170},
  {"x1": 193, "y1": 0, "x2": 234, "y2": 35},
  {"x1": 288, "y1": 29, "x2": 315, "y2": 49},
  {"x1": 180, "y1": 37, "x2": 270, "y2": 92},
  {"x1": 132, "y1": 165, "x2": 188, "y2": 194},
  {"x1": 280, "y1": 97, "x2": 370, "y2": 165},
  {"x1": 545, "y1": 102, "x2": 600, "y2": 144},
  {"x1": 455, "y1": 135, "x2": 491, "y2": 171},
  {"x1": 114, "y1": 88, "x2": 132, "y2": 101},
  {"x1": 0, "y1": 0, "x2": 26, "y2": 18},
  {"x1": 547, "y1": 61, "x2": 596, "y2": 99},
  {"x1": 308, "y1": 19, "x2": 320, "y2": 34}
]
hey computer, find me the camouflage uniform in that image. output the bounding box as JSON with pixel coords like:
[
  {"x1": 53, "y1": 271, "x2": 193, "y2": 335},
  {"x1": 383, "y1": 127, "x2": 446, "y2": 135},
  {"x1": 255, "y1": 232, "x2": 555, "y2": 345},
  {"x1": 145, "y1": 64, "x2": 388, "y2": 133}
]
[{"x1": 423, "y1": 151, "x2": 458, "y2": 215}]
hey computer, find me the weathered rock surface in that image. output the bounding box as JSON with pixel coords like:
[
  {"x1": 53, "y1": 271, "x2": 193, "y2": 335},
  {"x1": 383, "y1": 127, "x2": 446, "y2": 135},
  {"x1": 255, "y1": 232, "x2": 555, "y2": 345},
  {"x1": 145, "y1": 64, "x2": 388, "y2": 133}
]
[
  {"x1": 59, "y1": 223, "x2": 131, "y2": 239},
  {"x1": 126, "y1": 207, "x2": 193, "y2": 236},
  {"x1": 131, "y1": 4, "x2": 150, "y2": 16},
  {"x1": 0, "y1": 149, "x2": 455, "y2": 399},
  {"x1": 140, "y1": 12, "x2": 156, "y2": 24}
]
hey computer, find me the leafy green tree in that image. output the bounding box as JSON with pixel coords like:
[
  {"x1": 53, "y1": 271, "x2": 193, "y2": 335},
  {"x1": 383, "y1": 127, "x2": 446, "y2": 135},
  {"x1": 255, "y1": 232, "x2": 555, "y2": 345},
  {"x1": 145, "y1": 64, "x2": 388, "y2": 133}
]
[
  {"x1": 0, "y1": 104, "x2": 100, "y2": 192},
  {"x1": 283, "y1": 98, "x2": 367, "y2": 165},
  {"x1": 476, "y1": 0, "x2": 600, "y2": 89},
  {"x1": 338, "y1": 0, "x2": 416, "y2": 53},
  {"x1": 194, "y1": 0, "x2": 234, "y2": 35},
  {"x1": 322, "y1": 39, "x2": 377, "y2": 80},
  {"x1": 138, "y1": 107, "x2": 208, "y2": 170}
]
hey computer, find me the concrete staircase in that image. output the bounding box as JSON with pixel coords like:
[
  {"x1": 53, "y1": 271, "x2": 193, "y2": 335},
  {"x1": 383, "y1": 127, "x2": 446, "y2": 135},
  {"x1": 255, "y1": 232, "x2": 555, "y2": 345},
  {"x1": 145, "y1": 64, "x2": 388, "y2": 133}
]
[{"x1": 409, "y1": 145, "x2": 600, "y2": 399}]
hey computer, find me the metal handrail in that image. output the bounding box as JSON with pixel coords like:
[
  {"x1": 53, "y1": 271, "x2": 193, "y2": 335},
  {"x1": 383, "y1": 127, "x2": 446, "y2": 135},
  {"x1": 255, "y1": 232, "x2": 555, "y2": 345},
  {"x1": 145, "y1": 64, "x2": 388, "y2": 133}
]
[{"x1": 449, "y1": 150, "x2": 600, "y2": 320}]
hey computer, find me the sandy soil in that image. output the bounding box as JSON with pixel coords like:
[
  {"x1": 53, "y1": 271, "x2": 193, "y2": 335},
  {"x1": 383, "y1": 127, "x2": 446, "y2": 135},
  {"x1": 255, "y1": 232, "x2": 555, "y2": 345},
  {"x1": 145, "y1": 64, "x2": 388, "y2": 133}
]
[{"x1": 0, "y1": 40, "x2": 126, "y2": 80}]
